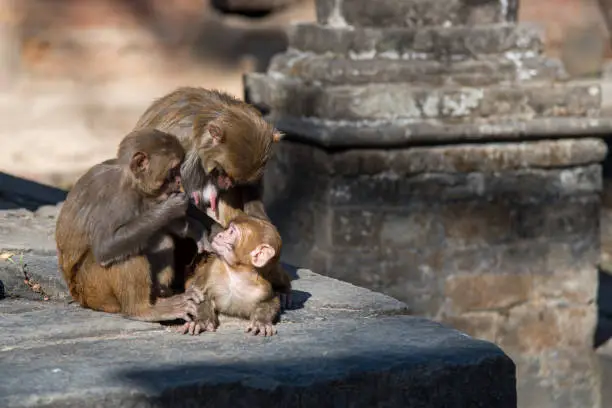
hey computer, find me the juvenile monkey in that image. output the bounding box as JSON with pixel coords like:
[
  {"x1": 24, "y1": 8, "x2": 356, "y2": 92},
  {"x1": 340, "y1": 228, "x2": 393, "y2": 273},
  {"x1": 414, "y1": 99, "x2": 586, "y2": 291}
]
[
  {"x1": 133, "y1": 87, "x2": 283, "y2": 226},
  {"x1": 55, "y1": 128, "x2": 214, "y2": 322},
  {"x1": 181, "y1": 214, "x2": 292, "y2": 336}
]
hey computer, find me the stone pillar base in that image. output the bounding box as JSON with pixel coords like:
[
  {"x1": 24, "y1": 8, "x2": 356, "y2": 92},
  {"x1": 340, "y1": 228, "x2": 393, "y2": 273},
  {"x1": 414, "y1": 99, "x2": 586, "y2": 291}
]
[{"x1": 264, "y1": 137, "x2": 606, "y2": 407}]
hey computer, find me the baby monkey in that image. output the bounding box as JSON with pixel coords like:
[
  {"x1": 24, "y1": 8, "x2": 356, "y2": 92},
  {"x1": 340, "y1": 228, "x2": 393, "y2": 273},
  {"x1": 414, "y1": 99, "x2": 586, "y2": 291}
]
[{"x1": 181, "y1": 214, "x2": 292, "y2": 336}]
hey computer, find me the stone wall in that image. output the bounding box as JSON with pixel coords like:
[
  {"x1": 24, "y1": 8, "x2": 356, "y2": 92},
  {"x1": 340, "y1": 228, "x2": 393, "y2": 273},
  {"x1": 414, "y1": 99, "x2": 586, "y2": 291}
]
[{"x1": 264, "y1": 137, "x2": 604, "y2": 407}]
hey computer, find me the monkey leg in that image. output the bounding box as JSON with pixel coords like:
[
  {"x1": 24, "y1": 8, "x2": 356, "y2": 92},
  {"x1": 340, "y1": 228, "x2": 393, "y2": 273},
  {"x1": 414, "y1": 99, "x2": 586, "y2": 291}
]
[
  {"x1": 246, "y1": 296, "x2": 281, "y2": 337},
  {"x1": 71, "y1": 255, "x2": 122, "y2": 313},
  {"x1": 111, "y1": 256, "x2": 204, "y2": 323},
  {"x1": 179, "y1": 295, "x2": 219, "y2": 335}
]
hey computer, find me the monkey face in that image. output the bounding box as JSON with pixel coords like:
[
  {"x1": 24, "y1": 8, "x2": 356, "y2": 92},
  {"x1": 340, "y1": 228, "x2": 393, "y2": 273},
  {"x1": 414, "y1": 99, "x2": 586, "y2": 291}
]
[
  {"x1": 211, "y1": 223, "x2": 239, "y2": 265},
  {"x1": 209, "y1": 166, "x2": 234, "y2": 191}
]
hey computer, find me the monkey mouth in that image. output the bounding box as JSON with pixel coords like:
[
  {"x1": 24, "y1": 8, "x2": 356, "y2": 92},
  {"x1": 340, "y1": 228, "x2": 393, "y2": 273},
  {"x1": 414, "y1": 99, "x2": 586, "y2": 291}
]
[
  {"x1": 210, "y1": 190, "x2": 218, "y2": 216},
  {"x1": 191, "y1": 192, "x2": 201, "y2": 206}
]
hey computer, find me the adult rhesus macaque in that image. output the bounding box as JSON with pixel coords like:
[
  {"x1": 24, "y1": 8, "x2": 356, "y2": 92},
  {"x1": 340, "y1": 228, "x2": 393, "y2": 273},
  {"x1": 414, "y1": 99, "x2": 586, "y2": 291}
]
[
  {"x1": 56, "y1": 128, "x2": 212, "y2": 321},
  {"x1": 133, "y1": 87, "x2": 283, "y2": 227},
  {"x1": 181, "y1": 213, "x2": 292, "y2": 336}
]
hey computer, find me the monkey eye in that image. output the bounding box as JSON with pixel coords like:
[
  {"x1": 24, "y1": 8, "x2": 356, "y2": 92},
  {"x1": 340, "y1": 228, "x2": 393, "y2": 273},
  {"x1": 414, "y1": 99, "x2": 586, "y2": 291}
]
[{"x1": 167, "y1": 166, "x2": 180, "y2": 181}]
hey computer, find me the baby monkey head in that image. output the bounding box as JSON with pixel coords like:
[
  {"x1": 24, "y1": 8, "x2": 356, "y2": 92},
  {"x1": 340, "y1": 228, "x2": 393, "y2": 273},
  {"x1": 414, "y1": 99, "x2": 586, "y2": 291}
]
[
  {"x1": 211, "y1": 214, "x2": 282, "y2": 269},
  {"x1": 118, "y1": 128, "x2": 186, "y2": 199}
]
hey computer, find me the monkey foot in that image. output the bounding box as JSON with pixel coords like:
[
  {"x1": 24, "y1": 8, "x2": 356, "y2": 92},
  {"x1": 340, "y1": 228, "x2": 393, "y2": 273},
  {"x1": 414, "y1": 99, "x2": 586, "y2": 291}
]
[
  {"x1": 178, "y1": 320, "x2": 218, "y2": 335},
  {"x1": 246, "y1": 321, "x2": 277, "y2": 337}
]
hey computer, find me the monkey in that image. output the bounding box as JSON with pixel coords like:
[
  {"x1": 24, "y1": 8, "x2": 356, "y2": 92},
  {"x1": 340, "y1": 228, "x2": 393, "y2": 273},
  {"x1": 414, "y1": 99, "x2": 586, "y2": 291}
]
[
  {"x1": 133, "y1": 87, "x2": 283, "y2": 228},
  {"x1": 179, "y1": 213, "x2": 292, "y2": 337},
  {"x1": 55, "y1": 128, "x2": 217, "y2": 322}
]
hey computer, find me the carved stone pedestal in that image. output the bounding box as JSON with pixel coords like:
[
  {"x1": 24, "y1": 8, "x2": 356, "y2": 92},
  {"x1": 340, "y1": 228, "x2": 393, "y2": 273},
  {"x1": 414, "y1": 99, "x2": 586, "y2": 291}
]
[{"x1": 245, "y1": 1, "x2": 607, "y2": 406}]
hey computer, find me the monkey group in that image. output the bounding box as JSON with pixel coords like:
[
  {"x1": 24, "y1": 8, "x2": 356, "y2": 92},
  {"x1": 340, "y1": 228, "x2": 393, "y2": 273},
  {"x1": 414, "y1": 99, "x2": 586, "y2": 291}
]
[{"x1": 55, "y1": 87, "x2": 291, "y2": 337}]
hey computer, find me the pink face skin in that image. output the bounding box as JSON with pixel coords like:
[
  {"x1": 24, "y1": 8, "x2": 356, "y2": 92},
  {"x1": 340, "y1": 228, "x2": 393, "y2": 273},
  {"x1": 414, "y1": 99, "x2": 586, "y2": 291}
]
[
  {"x1": 211, "y1": 223, "x2": 239, "y2": 265},
  {"x1": 216, "y1": 175, "x2": 233, "y2": 190}
]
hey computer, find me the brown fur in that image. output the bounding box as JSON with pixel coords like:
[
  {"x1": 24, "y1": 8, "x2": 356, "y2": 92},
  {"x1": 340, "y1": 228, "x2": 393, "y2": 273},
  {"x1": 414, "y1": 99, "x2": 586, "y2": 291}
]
[
  {"x1": 56, "y1": 128, "x2": 208, "y2": 322},
  {"x1": 133, "y1": 87, "x2": 283, "y2": 223},
  {"x1": 180, "y1": 213, "x2": 292, "y2": 336}
]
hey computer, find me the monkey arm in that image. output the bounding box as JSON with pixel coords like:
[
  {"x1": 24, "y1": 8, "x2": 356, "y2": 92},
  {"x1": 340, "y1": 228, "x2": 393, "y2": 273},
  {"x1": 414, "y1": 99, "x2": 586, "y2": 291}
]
[{"x1": 93, "y1": 207, "x2": 181, "y2": 265}]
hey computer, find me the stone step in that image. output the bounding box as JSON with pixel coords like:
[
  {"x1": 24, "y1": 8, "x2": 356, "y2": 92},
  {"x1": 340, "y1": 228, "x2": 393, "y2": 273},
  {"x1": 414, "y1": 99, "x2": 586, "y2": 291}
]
[
  {"x1": 269, "y1": 52, "x2": 567, "y2": 86},
  {"x1": 289, "y1": 23, "x2": 543, "y2": 61},
  {"x1": 256, "y1": 113, "x2": 612, "y2": 147},
  {"x1": 316, "y1": 0, "x2": 518, "y2": 28},
  {"x1": 245, "y1": 74, "x2": 600, "y2": 122}
]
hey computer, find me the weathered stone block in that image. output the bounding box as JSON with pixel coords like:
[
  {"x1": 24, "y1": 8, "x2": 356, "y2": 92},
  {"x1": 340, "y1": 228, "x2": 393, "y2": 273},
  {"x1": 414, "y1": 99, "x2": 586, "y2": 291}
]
[
  {"x1": 325, "y1": 166, "x2": 602, "y2": 207},
  {"x1": 379, "y1": 210, "x2": 444, "y2": 249},
  {"x1": 247, "y1": 75, "x2": 600, "y2": 121},
  {"x1": 315, "y1": 0, "x2": 518, "y2": 27},
  {"x1": 444, "y1": 274, "x2": 533, "y2": 313},
  {"x1": 255, "y1": 113, "x2": 612, "y2": 148},
  {"x1": 289, "y1": 23, "x2": 541, "y2": 60},
  {"x1": 0, "y1": 264, "x2": 517, "y2": 408},
  {"x1": 270, "y1": 53, "x2": 564, "y2": 86},
  {"x1": 331, "y1": 208, "x2": 383, "y2": 247},
  {"x1": 329, "y1": 138, "x2": 607, "y2": 176},
  {"x1": 440, "y1": 201, "x2": 515, "y2": 248},
  {"x1": 514, "y1": 351, "x2": 600, "y2": 408},
  {"x1": 497, "y1": 302, "x2": 596, "y2": 354}
]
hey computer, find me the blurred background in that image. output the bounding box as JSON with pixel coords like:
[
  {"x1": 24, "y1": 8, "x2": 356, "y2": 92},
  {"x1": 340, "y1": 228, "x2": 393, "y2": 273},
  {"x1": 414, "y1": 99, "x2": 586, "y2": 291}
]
[{"x1": 0, "y1": 0, "x2": 611, "y2": 188}]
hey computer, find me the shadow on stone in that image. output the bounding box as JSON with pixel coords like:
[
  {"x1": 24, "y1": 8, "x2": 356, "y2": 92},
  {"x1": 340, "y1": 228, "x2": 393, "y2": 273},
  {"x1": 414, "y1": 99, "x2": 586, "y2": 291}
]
[
  {"x1": 114, "y1": 342, "x2": 515, "y2": 408},
  {"x1": 595, "y1": 267, "x2": 612, "y2": 348},
  {"x1": 0, "y1": 172, "x2": 67, "y2": 211}
]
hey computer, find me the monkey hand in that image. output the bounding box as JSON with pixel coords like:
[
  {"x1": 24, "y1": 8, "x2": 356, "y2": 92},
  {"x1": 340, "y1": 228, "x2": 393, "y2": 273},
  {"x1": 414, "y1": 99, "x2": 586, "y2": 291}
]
[
  {"x1": 178, "y1": 317, "x2": 219, "y2": 335},
  {"x1": 184, "y1": 285, "x2": 206, "y2": 304},
  {"x1": 160, "y1": 192, "x2": 189, "y2": 220},
  {"x1": 245, "y1": 319, "x2": 277, "y2": 337},
  {"x1": 196, "y1": 236, "x2": 215, "y2": 254}
]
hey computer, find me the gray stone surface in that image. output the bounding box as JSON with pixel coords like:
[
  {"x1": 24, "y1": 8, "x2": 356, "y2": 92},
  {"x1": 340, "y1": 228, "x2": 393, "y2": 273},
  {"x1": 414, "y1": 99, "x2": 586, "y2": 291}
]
[
  {"x1": 243, "y1": 111, "x2": 612, "y2": 147},
  {"x1": 246, "y1": 74, "x2": 600, "y2": 122},
  {"x1": 0, "y1": 207, "x2": 516, "y2": 407},
  {"x1": 0, "y1": 269, "x2": 516, "y2": 408},
  {"x1": 0, "y1": 207, "x2": 60, "y2": 255},
  {"x1": 289, "y1": 23, "x2": 542, "y2": 59},
  {"x1": 315, "y1": 0, "x2": 518, "y2": 27},
  {"x1": 270, "y1": 53, "x2": 565, "y2": 86}
]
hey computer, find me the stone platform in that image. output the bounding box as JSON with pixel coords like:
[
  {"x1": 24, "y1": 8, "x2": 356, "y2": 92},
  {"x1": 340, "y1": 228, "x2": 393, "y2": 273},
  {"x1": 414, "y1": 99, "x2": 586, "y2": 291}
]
[{"x1": 0, "y1": 207, "x2": 516, "y2": 408}]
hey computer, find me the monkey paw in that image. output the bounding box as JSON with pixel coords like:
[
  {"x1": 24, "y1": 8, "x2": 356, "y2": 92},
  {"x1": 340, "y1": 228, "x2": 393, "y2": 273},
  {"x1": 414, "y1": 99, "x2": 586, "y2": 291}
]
[
  {"x1": 178, "y1": 319, "x2": 218, "y2": 335},
  {"x1": 184, "y1": 285, "x2": 206, "y2": 304},
  {"x1": 245, "y1": 320, "x2": 277, "y2": 337}
]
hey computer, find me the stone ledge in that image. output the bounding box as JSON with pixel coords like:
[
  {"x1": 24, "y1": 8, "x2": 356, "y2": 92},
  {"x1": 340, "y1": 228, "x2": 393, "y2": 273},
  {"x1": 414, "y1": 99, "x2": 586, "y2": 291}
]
[
  {"x1": 315, "y1": 0, "x2": 518, "y2": 28},
  {"x1": 0, "y1": 297, "x2": 515, "y2": 408},
  {"x1": 246, "y1": 74, "x2": 600, "y2": 122},
  {"x1": 248, "y1": 112, "x2": 612, "y2": 147},
  {"x1": 328, "y1": 138, "x2": 608, "y2": 175},
  {"x1": 270, "y1": 53, "x2": 565, "y2": 86},
  {"x1": 0, "y1": 209, "x2": 516, "y2": 407},
  {"x1": 288, "y1": 23, "x2": 542, "y2": 59}
]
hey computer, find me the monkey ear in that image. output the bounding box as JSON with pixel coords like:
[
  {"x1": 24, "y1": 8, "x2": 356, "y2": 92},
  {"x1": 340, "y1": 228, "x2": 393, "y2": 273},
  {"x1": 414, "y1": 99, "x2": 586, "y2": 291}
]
[
  {"x1": 130, "y1": 152, "x2": 149, "y2": 174},
  {"x1": 272, "y1": 130, "x2": 284, "y2": 143},
  {"x1": 250, "y1": 244, "x2": 276, "y2": 268},
  {"x1": 208, "y1": 123, "x2": 224, "y2": 145}
]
